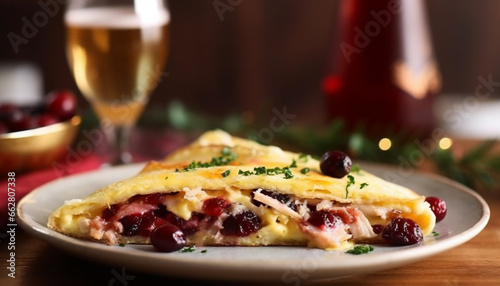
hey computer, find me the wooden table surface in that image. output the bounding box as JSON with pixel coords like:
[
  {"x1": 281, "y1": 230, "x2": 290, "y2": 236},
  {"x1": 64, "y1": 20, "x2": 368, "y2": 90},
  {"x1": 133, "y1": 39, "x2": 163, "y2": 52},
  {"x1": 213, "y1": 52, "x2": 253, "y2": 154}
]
[{"x1": 1, "y1": 168, "x2": 499, "y2": 285}]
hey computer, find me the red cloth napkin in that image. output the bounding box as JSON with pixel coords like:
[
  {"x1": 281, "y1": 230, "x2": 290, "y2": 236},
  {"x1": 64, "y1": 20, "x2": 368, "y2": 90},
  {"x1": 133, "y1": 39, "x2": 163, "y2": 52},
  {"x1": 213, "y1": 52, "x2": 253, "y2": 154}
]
[{"x1": 1, "y1": 155, "x2": 102, "y2": 231}]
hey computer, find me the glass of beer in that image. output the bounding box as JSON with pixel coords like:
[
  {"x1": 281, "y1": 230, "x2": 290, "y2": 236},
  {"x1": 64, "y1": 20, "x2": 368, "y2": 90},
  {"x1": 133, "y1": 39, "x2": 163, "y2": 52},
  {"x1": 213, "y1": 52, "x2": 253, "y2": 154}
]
[{"x1": 65, "y1": 0, "x2": 169, "y2": 164}]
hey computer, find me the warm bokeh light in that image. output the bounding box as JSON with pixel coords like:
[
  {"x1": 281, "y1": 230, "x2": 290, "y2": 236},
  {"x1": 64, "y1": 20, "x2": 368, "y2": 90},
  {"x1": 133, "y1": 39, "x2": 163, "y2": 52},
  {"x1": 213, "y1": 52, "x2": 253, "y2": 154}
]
[
  {"x1": 378, "y1": 138, "x2": 392, "y2": 151},
  {"x1": 439, "y1": 137, "x2": 453, "y2": 150}
]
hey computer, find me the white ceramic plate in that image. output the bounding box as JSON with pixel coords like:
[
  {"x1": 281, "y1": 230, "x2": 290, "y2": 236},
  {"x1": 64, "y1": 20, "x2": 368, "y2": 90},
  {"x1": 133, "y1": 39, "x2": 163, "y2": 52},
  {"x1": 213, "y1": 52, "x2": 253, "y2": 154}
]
[{"x1": 17, "y1": 163, "x2": 490, "y2": 283}]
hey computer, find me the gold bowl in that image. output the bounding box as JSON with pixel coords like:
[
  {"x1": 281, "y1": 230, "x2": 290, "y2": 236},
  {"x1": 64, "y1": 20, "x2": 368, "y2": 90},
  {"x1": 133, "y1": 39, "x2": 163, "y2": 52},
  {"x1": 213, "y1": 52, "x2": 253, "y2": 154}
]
[{"x1": 0, "y1": 116, "x2": 81, "y2": 174}]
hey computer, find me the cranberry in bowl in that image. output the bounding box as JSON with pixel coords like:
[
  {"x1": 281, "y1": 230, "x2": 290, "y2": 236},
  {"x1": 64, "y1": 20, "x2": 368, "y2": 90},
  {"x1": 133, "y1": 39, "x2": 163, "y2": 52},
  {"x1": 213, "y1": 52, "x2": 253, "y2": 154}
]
[{"x1": 0, "y1": 91, "x2": 81, "y2": 174}]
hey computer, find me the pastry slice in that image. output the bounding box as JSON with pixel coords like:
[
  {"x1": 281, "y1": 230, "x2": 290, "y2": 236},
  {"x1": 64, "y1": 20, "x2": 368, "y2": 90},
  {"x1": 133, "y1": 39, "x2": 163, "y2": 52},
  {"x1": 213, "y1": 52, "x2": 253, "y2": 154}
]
[{"x1": 48, "y1": 130, "x2": 436, "y2": 251}]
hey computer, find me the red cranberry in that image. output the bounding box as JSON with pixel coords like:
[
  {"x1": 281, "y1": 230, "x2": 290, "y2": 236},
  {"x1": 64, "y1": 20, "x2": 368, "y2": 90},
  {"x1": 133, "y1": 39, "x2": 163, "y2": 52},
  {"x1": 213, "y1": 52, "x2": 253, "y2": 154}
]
[
  {"x1": 138, "y1": 211, "x2": 166, "y2": 236},
  {"x1": 382, "y1": 218, "x2": 423, "y2": 246},
  {"x1": 119, "y1": 214, "x2": 142, "y2": 236},
  {"x1": 308, "y1": 210, "x2": 343, "y2": 230},
  {"x1": 307, "y1": 204, "x2": 317, "y2": 212},
  {"x1": 101, "y1": 204, "x2": 121, "y2": 220},
  {"x1": 119, "y1": 211, "x2": 168, "y2": 237},
  {"x1": 320, "y1": 150, "x2": 352, "y2": 178},
  {"x1": 182, "y1": 212, "x2": 206, "y2": 235},
  {"x1": 153, "y1": 204, "x2": 168, "y2": 218},
  {"x1": 45, "y1": 90, "x2": 77, "y2": 121},
  {"x1": 202, "y1": 197, "x2": 230, "y2": 217},
  {"x1": 165, "y1": 212, "x2": 203, "y2": 236},
  {"x1": 0, "y1": 103, "x2": 19, "y2": 121},
  {"x1": 165, "y1": 212, "x2": 185, "y2": 228},
  {"x1": 150, "y1": 224, "x2": 187, "y2": 252},
  {"x1": 36, "y1": 114, "x2": 59, "y2": 127},
  {"x1": 372, "y1": 224, "x2": 384, "y2": 234},
  {"x1": 7, "y1": 112, "x2": 36, "y2": 132},
  {"x1": 425, "y1": 196, "x2": 447, "y2": 222},
  {"x1": 221, "y1": 211, "x2": 261, "y2": 237}
]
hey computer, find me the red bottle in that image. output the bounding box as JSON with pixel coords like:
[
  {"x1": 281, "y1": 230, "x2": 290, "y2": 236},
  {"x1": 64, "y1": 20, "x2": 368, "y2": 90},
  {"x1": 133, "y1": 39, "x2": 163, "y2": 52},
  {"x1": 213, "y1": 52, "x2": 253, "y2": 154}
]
[{"x1": 323, "y1": 0, "x2": 441, "y2": 140}]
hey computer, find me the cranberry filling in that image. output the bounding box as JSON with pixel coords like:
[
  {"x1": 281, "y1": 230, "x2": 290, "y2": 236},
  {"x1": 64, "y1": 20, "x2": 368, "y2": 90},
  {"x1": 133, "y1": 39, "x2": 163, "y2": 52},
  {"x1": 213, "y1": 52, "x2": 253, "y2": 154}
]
[
  {"x1": 138, "y1": 211, "x2": 167, "y2": 237},
  {"x1": 307, "y1": 208, "x2": 356, "y2": 230},
  {"x1": 153, "y1": 204, "x2": 168, "y2": 218},
  {"x1": 119, "y1": 210, "x2": 168, "y2": 237},
  {"x1": 119, "y1": 214, "x2": 143, "y2": 236},
  {"x1": 308, "y1": 210, "x2": 343, "y2": 230},
  {"x1": 202, "y1": 197, "x2": 230, "y2": 217},
  {"x1": 165, "y1": 211, "x2": 206, "y2": 236},
  {"x1": 221, "y1": 210, "x2": 261, "y2": 237},
  {"x1": 99, "y1": 194, "x2": 261, "y2": 240},
  {"x1": 307, "y1": 204, "x2": 317, "y2": 212},
  {"x1": 101, "y1": 204, "x2": 120, "y2": 220}
]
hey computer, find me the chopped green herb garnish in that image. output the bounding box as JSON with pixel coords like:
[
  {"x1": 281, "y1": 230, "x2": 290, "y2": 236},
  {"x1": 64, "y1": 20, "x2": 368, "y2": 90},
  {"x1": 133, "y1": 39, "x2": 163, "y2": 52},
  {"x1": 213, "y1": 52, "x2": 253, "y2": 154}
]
[
  {"x1": 360, "y1": 182, "x2": 369, "y2": 189},
  {"x1": 119, "y1": 243, "x2": 126, "y2": 247},
  {"x1": 289, "y1": 159, "x2": 297, "y2": 168},
  {"x1": 432, "y1": 231, "x2": 439, "y2": 237},
  {"x1": 222, "y1": 170, "x2": 231, "y2": 177},
  {"x1": 201, "y1": 249, "x2": 208, "y2": 253},
  {"x1": 237, "y1": 166, "x2": 294, "y2": 179},
  {"x1": 265, "y1": 167, "x2": 279, "y2": 175},
  {"x1": 298, "y1": 153, "x2": 309, "y2": 163},
  {"x1": 176, "y1": 148, "x2": 237, "y2": 172},
  {"x1": 165, "y1": 176, "x2": 168, "y2": 180},
  {"x1": 184, "y1": 161, "x2": 199, "y2": 171},
  {"x1": 254, "y1": 166, "x2": 267, "y2": 175},
  {"x1": 238, "y1": 169, "x2": 252, "y2": 176},
  {"x1": 346, "y1": 245, "x2": 374, "y2": 255},
  {"x1": 351, "y1": 165, "x2": 361, "y2": 174},
  {"x1": 300, "y1": 167, "x2": 310, "y2": 174},
  {"x1": 180, "y1": 245, "x2": 196, "y2": 253},
  {"x1": 345, "y1": 175, "x2": 355, "y2": 198}
]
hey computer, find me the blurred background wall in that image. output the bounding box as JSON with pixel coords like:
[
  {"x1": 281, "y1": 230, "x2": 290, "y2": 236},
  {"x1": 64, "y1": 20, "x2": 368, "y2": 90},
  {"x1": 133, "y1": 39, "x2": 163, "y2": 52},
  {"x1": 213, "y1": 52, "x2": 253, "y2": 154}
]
[{"x1": 1, "y1": 0, "x2": 499, "y2": 124}]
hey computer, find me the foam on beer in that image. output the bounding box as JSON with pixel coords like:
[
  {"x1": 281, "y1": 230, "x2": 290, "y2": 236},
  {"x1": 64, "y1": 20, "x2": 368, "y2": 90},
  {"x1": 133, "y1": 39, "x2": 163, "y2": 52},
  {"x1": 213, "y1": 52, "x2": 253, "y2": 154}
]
[{"x1": 65, "y1": 6, "x2": 170, "y2": 28}]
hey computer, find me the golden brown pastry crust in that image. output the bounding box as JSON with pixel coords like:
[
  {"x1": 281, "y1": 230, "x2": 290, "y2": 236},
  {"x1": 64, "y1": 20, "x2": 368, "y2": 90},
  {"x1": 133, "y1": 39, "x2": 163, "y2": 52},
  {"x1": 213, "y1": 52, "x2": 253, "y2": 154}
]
[{"x1": 47, "y1": 130, "x2": 435, "y2": 249}]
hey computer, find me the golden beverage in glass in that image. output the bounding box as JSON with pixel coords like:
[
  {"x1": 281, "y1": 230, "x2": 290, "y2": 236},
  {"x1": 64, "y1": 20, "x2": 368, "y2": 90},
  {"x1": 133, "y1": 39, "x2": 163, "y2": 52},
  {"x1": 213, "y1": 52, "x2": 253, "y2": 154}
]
[{"x1": 65, "y1": 2, "x2": 169, "y2": 164}]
